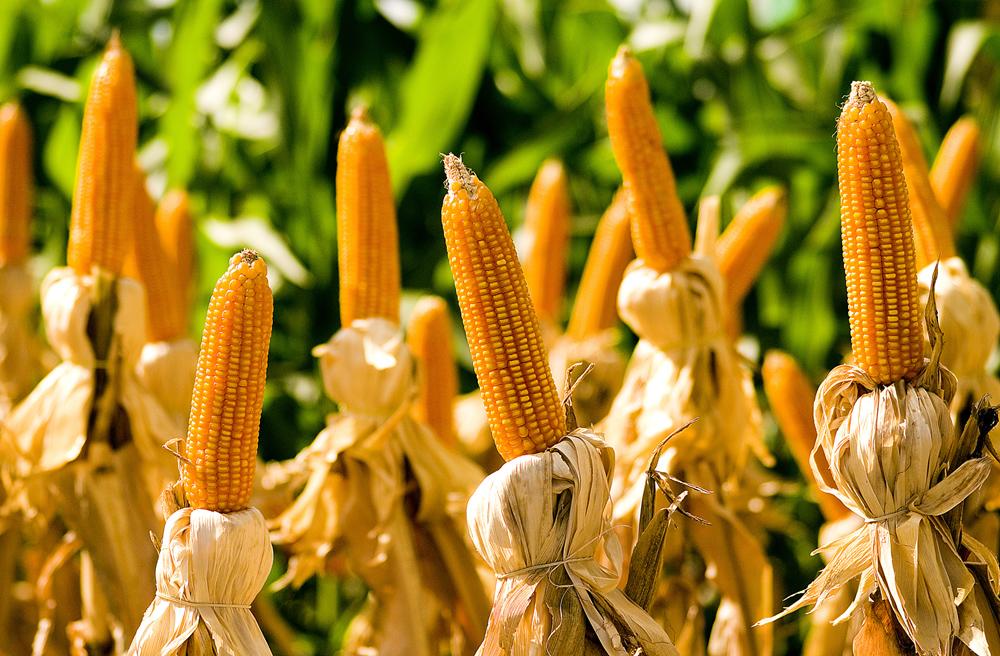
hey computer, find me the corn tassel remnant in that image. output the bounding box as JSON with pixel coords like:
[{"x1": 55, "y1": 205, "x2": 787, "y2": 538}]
[
  {"x1": 441, "y1": 154, "x2": 566, "y2": 461},
  {"x1": 566, "y1": 188, "x2": 633, "y2": 340},
  {"x1": 67, "y1": 35, "x2": 137, "y2": 277},
  {"x1": 182, "y1": 250, "x2": 273, "y2": 512},
  {"x1": 606, "y1": 46, "x2": 690, "y2": 272},
  {"x1": 717, "y1": 186, "x2": 786, "y2": 308},
  {"x1": 337, "y1": 107, "x2": 400, "y2": 327},
  {"x1": 522, "y1": 158, "x2": 570, "y2": 325},
  {"x1": 838, "y1": 82, "x2": 923, "y2": 385},
  {"x1": 0, "y1": 102, "x2": 32, "y2": 267},
  {"x1": 407, "y1": 295, "x2": 458, "y2": 446},
  {"x1": 931, "y1": 116, "x2": 979, "y2": 230},
  {"x1": 155, "y1": 189, "x2": 195, "y2": 330}
]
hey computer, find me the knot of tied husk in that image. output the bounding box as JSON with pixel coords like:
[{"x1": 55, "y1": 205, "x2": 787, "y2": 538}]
[
  {"x1": 764, "y1": 362, "x2": 999, "y2": 655},
  {"x1": 127, "y1": 507, "x2": 273, "y2": 655},
  {"x1": 605, "y1": 256, "x2": 767, "y2": 518},
  {"x1": 467, "y1": 430, "x2": 677, "y2": 656},
  {"x1": 548, "y1": 331, "x2": 627, "y2": 428}
]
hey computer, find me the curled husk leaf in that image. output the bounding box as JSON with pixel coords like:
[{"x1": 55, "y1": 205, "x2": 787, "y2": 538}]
[
  {"x1": 126, "y1": 507, "x2": 272, "y2": 655},
  {"x1": 269, "y1": 318, "x2": 488, "y2": 654},
  {"x1": 467, "y1": 430, "x2": 678, "y2": 655},
  {"x1": 548, "y1": 331, "x2": 627, "y2": 428},
  {"x1": 135, "y1": 339, "x2": 197, "y2": 430}
]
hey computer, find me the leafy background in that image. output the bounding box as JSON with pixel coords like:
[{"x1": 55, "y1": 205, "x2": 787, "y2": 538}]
[{"x1": 2, "y1": 0, "x2": 999, "y2": 653}]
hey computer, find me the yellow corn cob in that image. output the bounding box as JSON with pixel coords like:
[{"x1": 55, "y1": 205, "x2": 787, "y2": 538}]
[
  {"x1": 838, "y1": 82, "x2": 923, "y2": 385},
  {"x1": 156, "y1": 189, "x2": 194, "y2": 330},
  {"x1": 930, "y1": 116, "x2": 979, "y2": 230},
  {"x1": 717, "y1": 186, "x2": 786, "y2": 308},
  {"x1": 124, "y1": 166, "x2": 185, "y2": 342},
  {"x1": 522, "y1": 159, "x2": 570, "y2": 325},
  {"x1": 0, "y1": 102, "x2": 32, "y2": 267},
  {"x1": 182, "y1": 250, "x2": 273, "y2": 512},
  {"x1": 336, "y1": 107, "x2": 400, "y2": 327},
  {"x1": 566, "y1": 188, "x2": 633, "y2": 340},
  {"x1": 407, "y1": 296, "x2": 458, "y2": 446},
  {"x1": 441, "y1": 154, "x2": 566, "y2": 461},
  {"x1": 605, "y1": 46, "x2": 690, "y2": 273},
  {"x1": 762, "y1": 351, "x2": 848, "y2": 521},
  {"x1": 67, "y1": 34, "x2": 137, "y2": 277},
  {"x1": 882, "y1": 98, "x2": 955, "y2": 268}
]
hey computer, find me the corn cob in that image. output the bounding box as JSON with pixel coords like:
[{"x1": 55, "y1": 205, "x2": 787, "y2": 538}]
[
  {"x1": 336, "y1": 107, "x2": 400, "y2": 327},
  {"x1": 182, "y1": 250, "x2": 273, "y2": 512},
  {"x1": 0, "y1": 102, "x2": 32, "y2": 267},
  {"x1": 930, "y1": 116, "x2": 979, "y2": 229},
  {"x1": 566, "y1": 188, "x2": 633, "y2": 340},
  {"x1": 716, "y1": 186, "x2": 786, "y2": 307},
  {"x1": 605, "y1": 46, "x2": 690, "y2": 272},
  {"x1": 761, "y1": 351, "x2": 848, "y2": 521},
  {"x1": 407, "y1": 296, "x2": 458, "y2": 446},
  {"x1": 522, "y1": 159, "x2": 570, "y2": 325},
  {"x1": 882, "y1": 98, "x2": 955, "y2": 267},
  {"x1": 441, "y1": 154, "x2": 566, "y2": 461},
  {"x1": 155, "y1": 189, "x2": 194, "y2": 330},
  {"x1": 838, "y1": 82, "x2": 923, "y2": 385},
  {"x1": 67, "y1": 35, "x2": 137, "y2": 277}
]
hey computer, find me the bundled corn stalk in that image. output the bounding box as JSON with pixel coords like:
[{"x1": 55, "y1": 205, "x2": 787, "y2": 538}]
[
  {"x1": 443, "y1": 153, "x2": 677, "y2": 655},
  {"x1": 763, "y1": 81, "x2": 1000, "y2": 655},
  {"x1": 269, "y1": 108, "x2": 489, "y2": 655},
  {"x1": 127, "y1": 250, "x2": 274, "y2": 655},
  {"x1": 601, "y1": 46, "x2": 773, "y2": 655},
  {"x1": 3, "y1": 37, "x2": 180, "y2": 648}
]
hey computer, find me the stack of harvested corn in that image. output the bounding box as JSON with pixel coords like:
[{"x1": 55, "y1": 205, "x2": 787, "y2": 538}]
[
  {"x1": 269, "y1": 108, "x2": 488, "y2": 655},
  {"x1": 443, "y1": 153, "x2": 677, "y2": 654}
]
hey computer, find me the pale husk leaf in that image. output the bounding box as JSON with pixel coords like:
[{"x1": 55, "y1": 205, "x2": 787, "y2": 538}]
[
  {"x1": 549, "y1": 331, "x2": 627, "y2": 428},
  {"x1": 135, "y1": 339, "x2": 197, "y2": 430}
]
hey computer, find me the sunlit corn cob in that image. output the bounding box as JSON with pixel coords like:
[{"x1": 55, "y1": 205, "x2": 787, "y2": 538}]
[
  {"x1": 716, "y1": 186, "x2": 786, "y2": 307},
  {"x1": 0, "y1": 102, "x2": 32, "y2": 267},
  {"x1": 336, "y1": 107, "x2": 400, "y2": 327},
  {"x1": 67, "y1": 35, "x2": 137, "y2": 277},
  {"x1": 605, "y1": 46, "x2": 690, "y2": 272},
  {"x1": 155, "y1": 189, "x2": 194, "y2": 330},
  {"x1": 762, "y1": 351, "x2": 847, "y2": 521},
  {"x1": 882, "y1": 98, "x2": 954, "y2": 268},
  {"x1": 566, "y1": 188, "x2": 633, "y2": 340},
  {"x1": 124, "y1": 165, "x2": 186, "y2": 342},
  {"x1": 407, "y1": 296, "x2": 458, "y2": 446},
  {"x1": 838, "y1": 82, "x2": 923, "y2": 385},
  {"x1": 441, "y1": 154, "x2": 566, "y2": 461},
  {"x1": 931, "y1": 116, "x2": 979, "y2": 229},
  {"x1": 182, "y1": 250, "x2": 273, "y2": 512},
  {"x1": 522, "y1": 159, "x2": 570, "y2": 325}
]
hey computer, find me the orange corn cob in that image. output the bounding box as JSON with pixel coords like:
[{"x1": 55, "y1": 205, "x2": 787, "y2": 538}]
[
  {"x1": 441, "y1": 154, "x2": 566, "y2": 461},
  {"x1": 606, "y1": 46, "x2": 690, "y2": 273},
  {"x1": 882, "y1": 98, "x2": 955, "y2": 267},
  {"x1": 156, "y1": 189, "x2": 195, "y2": 330},
  {"x1": 522, "y1": 159, "x2": 570, "y2": 325},
  {"x1": 838, "y1": 82, "x2": 923, "y2": 385},
  {"x1": 182, "y1": 250, "x2": 273, "y2": 512},
  {"x1": 67, "y1": 35, "x2": 137, "y2": 277},
  {"x1": 762, "y1": 351, "x2": 848, "y2": 521},
  {"x1": 336, "y1": 107, "x2": 400, "y2": 327},
  {"x1": 407, "y1": 296, "x2": 458, "y2": 446},
  {"x1": 124, "y1": 166, "x2": 186, "y2": 342},
  {"x1": 931, "y1": 116, "x2": 979, "y2": 230},
  {"x1": 566, "y1": 188, "x2": 633, "y2": 340},
  {"x1": 717, "y1": 186, "x2": 786, "y2": 308},
  {"x1": 0, "y1": 102, "x2": 32, "y2": 267}
]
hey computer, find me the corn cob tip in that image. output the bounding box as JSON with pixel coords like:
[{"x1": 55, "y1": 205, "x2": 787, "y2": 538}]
[
  {"x1": 444, "y1": 153, "x2": 477, "y2": 198},
  {"x1": 233, "y1": 248, "x2": 263, "y2": 272},
  {"x1": 848, "y1": 81, "x2": 876, "y2": 108},
  {"x1": 349, "y1": 104, "x2": 370, "y2": 124}
]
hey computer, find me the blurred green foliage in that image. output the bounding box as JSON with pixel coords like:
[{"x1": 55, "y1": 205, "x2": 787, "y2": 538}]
[{"x1": 2, "y1": 0, "x2": 999, "y2": 653}]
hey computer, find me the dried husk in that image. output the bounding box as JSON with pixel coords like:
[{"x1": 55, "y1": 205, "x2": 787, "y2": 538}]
[
  {"x1": 269, "y1": 318, "x2": 489, "y2": 654},
  {"x1": 0, "y1": 263, "x2": 44, "y2": 414},
  {"x1": 467, "y1": 429, "x2": 678, "y2": 655},
  {"x1": 126, "y1": 506, "x2": 273, "y2": 655},
  {"x1": 548, "y1": 331, "x2": 627, "y2": 428},
  {"x1": 764, "y1": 359, "x2": 1000, "y2": 655},
  {"x1": 453, "y1": 389, "x2": 504, "y2": 472},
  {"x1": 135, "y1": 338, "x2": 197, "y2": 430},
  {"x1": 801, "y1": 514, "x2": 863, "y2": 656}
]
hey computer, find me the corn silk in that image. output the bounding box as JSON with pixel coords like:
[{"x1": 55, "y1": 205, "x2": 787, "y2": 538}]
[
  {"x1": 763, "y1": 357, "x2": 1000, "y2": 655},
  {"x1": 467, "y1": 429, "x2": 678, "y2": 655},
  {"x1": 269, "y1": 318, "x2": 488, "y2": 656}
]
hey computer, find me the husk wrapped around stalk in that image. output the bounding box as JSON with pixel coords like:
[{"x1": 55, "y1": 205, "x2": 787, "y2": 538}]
[{"x1": 269, "y1": 318, "x2": 489, "y2": 654}]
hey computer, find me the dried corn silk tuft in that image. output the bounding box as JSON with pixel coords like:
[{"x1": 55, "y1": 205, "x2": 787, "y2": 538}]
[
  {"x1": 127, "y1": 508, "x2": 272, "y2": 655},
  {"x1": 548, "y1": 331, "x2": 627, "y2": 427},
  {"x1": 269, "y1": 318, "x2": 488, "y2": 654},
  {"x1": 467, "y1": 430, "x2": 677, "y2": 655}
]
